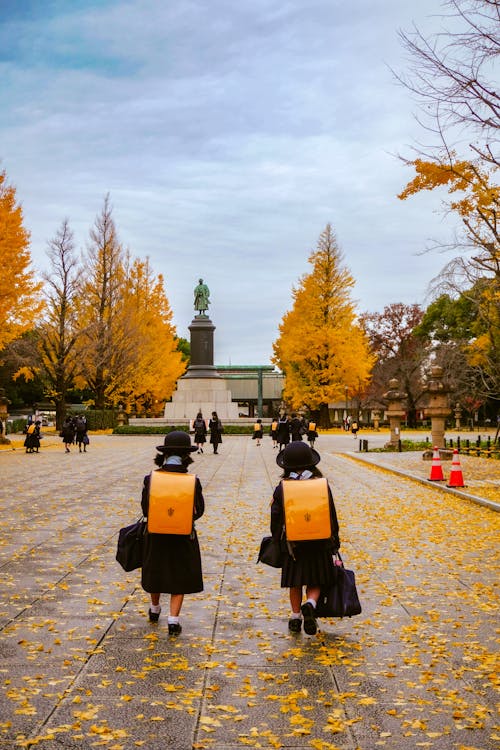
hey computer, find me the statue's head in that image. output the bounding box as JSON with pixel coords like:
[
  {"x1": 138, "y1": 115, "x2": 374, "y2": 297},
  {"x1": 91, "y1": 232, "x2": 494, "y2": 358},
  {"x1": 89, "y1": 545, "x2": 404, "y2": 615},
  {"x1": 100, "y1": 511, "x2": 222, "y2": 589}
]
[{"x1": 199, "y1": 278, "x2": 203, "y2": 283}]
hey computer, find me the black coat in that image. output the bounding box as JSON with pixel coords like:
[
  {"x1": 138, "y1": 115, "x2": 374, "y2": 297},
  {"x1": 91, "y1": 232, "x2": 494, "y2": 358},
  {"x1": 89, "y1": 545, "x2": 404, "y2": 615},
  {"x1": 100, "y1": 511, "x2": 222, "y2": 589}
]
[
  {"x1": 193, "y1": 418, "x2": 207, "y2": 443},
  {"x1": 209, "y1": 418, "x2": 223, "y2": 446},
  {"x1": 141, "y1": 465, "x2": 205, "y2": 594},
  {"x1": 270, "y1": 477, "x2": 340, "y2": 588},
  {"x1": 290, "y1": 417, "x2": 303, "y2": 441},
  {"x1": 276, "y1": 418, "x2": 290, "y2": 445}
]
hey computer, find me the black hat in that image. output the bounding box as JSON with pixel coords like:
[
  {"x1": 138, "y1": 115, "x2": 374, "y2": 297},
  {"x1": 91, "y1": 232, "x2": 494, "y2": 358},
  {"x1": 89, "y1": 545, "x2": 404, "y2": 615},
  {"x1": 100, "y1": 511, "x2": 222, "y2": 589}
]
[
  {"x1": 156, "y1": 430, "x2": 197, "y2": 454},
  {"x1": 276, "y1": 441, "x2": 320, "y2": 469}
]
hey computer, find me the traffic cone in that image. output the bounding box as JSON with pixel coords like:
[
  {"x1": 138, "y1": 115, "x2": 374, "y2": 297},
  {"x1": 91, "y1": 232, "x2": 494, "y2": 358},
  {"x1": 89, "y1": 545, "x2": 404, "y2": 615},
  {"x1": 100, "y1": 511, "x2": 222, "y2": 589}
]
[
  {"x1": 447, "y1": 449, "x2": 465, "y2": 488},
  {"x1": 429, "y1": 446, "x2": 445, "y2": 481}
]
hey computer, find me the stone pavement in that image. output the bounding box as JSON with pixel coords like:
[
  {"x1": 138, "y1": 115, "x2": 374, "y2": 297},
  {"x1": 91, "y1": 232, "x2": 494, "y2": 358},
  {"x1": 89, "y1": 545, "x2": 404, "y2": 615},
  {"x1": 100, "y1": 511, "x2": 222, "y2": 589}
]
[{"x1": 0, "y1": 434, "x2": 498, "y2": 749}]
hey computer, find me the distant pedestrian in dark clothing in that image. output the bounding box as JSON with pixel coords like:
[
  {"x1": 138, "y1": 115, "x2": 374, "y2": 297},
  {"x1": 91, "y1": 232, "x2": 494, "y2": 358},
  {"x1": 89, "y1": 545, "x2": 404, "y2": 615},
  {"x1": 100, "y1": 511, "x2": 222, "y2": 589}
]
[
  {"x1": 290, "y1": 413, "x2": 303, "y2": 442},
  {"x1": 270, "y1": 419, "x2": 278, "y2": 448},
  {"x1": 193, "y1": 412, "x2": 207, "y2": 453},
  {"x1": 141, "y1": 431, "x2": 205, "y2": 635},
  {"x1": 75, "y1": 415, "x2": 89, "y2": 453},
  {"x1": 209, "y1": 411, "x2": 223, "y2": 454},
  {"x1": 24, "y1": 421, "x2": 41, "y2": 453},
  {"x1": 351, "y1": 420, "x2": 359, "y2": 438},
  {"x1": 252, "y1": 418, "x2": 263, "y2": 446},
  {"x1": 61, "y1": 417, "x2": 75, "y2": 453},
  {"x1": 307, "y1": 420, "x2": 318, "y2": 447},
  {"x1": 276, "y1": 415, "x2": 291, "y2": 451}
]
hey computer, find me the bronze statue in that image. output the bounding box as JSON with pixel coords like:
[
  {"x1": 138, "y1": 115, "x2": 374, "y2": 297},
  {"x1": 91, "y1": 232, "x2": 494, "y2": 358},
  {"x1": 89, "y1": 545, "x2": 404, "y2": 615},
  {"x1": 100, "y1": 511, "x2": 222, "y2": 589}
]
[{"x1": 194, "y1": 278, "x2": 210, "y2": 315}]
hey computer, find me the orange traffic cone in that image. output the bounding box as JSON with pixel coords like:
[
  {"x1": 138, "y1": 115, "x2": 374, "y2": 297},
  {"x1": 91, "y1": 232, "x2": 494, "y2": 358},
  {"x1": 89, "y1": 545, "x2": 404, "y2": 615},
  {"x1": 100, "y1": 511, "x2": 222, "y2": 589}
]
[
  {"x1": 429, "y1": 446, "x2": 445, "y2": 481},
  {"x1": 447, "y1": 449, "x2": 465, "y2": 488}
]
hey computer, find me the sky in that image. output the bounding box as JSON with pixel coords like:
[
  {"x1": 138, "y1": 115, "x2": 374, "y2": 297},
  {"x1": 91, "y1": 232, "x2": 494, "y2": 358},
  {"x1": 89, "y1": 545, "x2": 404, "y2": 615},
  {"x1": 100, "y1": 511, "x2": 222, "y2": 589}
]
[{"x1": 1, "y1": 0, "x2": 459, "y2": 366}]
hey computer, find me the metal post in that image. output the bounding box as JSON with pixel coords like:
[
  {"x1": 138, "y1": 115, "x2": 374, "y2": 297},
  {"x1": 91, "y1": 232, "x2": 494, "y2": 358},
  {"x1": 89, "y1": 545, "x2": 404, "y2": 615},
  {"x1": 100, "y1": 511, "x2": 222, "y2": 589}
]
[{"x1": 257, "y1": 369, "x2": 263, "y2": 418}]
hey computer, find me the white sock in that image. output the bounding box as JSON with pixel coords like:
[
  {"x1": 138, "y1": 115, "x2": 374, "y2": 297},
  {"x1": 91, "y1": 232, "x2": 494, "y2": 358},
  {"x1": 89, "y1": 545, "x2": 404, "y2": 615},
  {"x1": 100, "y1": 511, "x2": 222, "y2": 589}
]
[
  {"x1": 305, "y1": 598, "x2": 317, "y2": 609},
  {"x1": 290, "y1": 612, "x2": 302, "y2": 619},
  {"x1": 150, "y1": 604, "x2": 161, "y2": 614},
  {"x1": 168, "y1": 616, "x2": 180, "y2": 624}
]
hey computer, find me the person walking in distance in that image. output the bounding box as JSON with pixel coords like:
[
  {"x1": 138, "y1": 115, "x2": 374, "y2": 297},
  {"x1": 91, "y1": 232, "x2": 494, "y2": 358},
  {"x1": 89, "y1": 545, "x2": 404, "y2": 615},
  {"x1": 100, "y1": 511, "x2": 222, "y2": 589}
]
[
  {"x1": 61, "y1": 416, "x2": 75, "y2": 453},
  {"x1": 252, "y1": 418, "x2": 263, "y2": 446},
  {"x1": 209, "y1": 411, "x2": 223, "y2": 454},
  {"x1": 193, "y1": 412, "x2": 207, "y2": 453},
  {"x1": 306, "y1": 419, "x2": 318, "y2": 448},
  {"x1": 75, "y1": 414, "x2": 89, "y2": 453},
  {"x1": 290, "y1": 413, "x2": 304, "y2": 442},
  {"x1": 270, "y1": 418, "x2": 278, "y2": 448},
  {"x1": 270, "y1": 441, "x2": 341, "y2": 635},
  {"x1": 276, "y1": 414, "x2": 291, "y2": 451},
  {"x1": 140, "y1": 431, "x2": 205, "y2": 635}
]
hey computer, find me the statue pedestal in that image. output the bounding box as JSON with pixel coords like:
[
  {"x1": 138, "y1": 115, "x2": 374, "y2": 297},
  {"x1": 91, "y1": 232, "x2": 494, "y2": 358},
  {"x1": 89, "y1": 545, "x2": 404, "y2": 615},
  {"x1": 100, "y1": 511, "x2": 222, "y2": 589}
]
[
  {"x1": 163, "y1": 377, "x2": 239, "y2": 420},
  {"x1": 163, "y1": 315, "x2": 239, "y2": 420}
]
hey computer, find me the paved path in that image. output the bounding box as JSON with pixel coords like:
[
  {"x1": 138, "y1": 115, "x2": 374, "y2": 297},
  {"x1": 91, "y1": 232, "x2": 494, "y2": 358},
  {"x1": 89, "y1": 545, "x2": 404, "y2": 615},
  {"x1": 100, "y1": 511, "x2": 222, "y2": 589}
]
[{"x1": 0, "y1": 435, "x2": 498, "y2": 749}]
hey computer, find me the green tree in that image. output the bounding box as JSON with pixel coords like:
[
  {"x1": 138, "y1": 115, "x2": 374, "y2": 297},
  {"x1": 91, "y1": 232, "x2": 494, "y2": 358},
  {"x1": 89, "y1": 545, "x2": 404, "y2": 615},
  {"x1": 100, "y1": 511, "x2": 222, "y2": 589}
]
[
  {"x1": 272, "y1": 224, "x2": 373, "y2": 427},
  {"x1": 417, "y1": 287, "x2": 500, "y2": 412}
]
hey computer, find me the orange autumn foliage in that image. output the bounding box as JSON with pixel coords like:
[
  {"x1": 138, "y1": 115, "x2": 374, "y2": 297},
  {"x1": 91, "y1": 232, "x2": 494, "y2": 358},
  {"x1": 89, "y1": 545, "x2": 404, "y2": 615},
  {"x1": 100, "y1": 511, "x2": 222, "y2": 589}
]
[
  {"x1": 0, "y1": 170, "x2": 42, "y2": 351},
  {"x1": 273, "y1": 224, "x2": 374, "y2": 414}
]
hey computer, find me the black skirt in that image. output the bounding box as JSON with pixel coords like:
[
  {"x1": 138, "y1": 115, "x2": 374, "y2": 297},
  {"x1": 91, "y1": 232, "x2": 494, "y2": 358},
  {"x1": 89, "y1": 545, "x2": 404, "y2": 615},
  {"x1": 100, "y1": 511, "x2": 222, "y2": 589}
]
[
  {"x1": 281, "y1": 540, "x2": 336, "y2": 588},
  {"x1": 141, "y1": 531, "x2": 203, "y2": 594}
]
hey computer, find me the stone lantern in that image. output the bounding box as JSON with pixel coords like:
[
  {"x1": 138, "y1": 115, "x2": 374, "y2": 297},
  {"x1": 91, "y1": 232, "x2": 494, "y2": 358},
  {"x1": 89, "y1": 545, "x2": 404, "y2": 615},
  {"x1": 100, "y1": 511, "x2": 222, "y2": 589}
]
[
  {"x1": 383, "y1": 378, "x2": 406, "y2": 448},
  {"x1": 371, "y1": 409, "x2": 381, "y2": 431},
  {"x1": 454, "y1": 402, "x2": 462, "y2": 430},
  {"x1": 424, "y1": 365, "x2": 450, "y2": 449},
  {"x1": 116, "y1": 404, "x2": 128, "y2": 427},
  {"x1": 0, "y1": 388, "x2": 10, "y2": 445}
]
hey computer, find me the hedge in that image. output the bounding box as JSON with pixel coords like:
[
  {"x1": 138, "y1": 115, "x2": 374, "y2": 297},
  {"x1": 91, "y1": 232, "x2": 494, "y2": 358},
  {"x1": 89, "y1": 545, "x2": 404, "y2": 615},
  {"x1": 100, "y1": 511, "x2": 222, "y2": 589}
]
[{"x1": 113, "y1": 424, "x2": 260, "y2": 436}]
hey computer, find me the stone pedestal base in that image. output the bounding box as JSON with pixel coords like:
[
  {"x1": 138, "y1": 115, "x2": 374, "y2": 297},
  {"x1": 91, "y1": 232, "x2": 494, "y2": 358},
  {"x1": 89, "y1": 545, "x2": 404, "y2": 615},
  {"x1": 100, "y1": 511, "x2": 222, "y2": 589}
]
[{"x1": 163, "y1": 377, "x2": 239, "y2": 420}]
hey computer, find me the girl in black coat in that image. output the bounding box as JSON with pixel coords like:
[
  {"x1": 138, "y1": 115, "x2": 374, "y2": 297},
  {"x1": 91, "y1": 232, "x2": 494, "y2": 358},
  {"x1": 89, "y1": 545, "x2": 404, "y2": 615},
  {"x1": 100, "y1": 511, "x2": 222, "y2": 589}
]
[
  {"x1": 193, "y1": 412, "x2": 207, "y2": 453},
  {"x1": 209, "y1": 411, "x2": 223, "y2": 454},
  {"x1": 271, "y1": 441, "x2": 340, "y2": 635},
  {"x1": 276, "y1": 415, "x2": 291, "y2": 450},
  {"x1": 141, "y1": 431, "x2": 205, "y2": 635},
  {"x1": 252, "y1": 418, "x2": 263, "y2": 446}
]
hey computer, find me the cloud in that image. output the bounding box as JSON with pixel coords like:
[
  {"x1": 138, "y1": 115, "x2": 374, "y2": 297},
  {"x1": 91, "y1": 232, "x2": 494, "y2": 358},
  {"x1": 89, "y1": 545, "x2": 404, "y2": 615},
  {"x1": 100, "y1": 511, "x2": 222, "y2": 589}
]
[{"x1": 1, "y1": 0, "x2": 459, "y2": 364}]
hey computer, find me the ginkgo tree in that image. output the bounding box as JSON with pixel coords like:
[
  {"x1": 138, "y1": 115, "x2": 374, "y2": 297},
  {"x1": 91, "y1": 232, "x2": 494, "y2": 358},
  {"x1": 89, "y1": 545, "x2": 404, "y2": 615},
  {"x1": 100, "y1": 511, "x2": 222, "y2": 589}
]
[
  {"x1": 273, "y1": 224, "x2": 374, "y2": 426},
  {"x1": 118, "y1": 256, "x2": 186, "y2": 413},
  {"x1": 73, "y1": 195, "x2": 127, "y2": 409},
  {"x1": 0, "y1": 169, "x2": 42, "y2": 352},
  {"x1": 74, "y1": 196, "x2": 185, "y2": 411}
]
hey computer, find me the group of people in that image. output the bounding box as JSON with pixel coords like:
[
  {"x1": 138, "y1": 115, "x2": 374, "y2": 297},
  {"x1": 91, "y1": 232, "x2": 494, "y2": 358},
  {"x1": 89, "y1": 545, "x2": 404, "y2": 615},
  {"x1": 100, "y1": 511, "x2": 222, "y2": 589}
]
[
  {"x1": 343, "y1": 415, "x2": 359, "y2": 437},
  {"x1": 138, "y1": 430, "x2": 340, "y2": 637},
  {"x1": 192, "y1": 411, "x2": 223, "y2": 454},
  {"x1": 60, "y1": 415, "x2": 89, "y2": 453},
  {"x1": 270, "y1": 413, "x2": 319, "y2": 450},
  {"x1": 23, "y1": 419, "x2": 42, "y2": 453}
]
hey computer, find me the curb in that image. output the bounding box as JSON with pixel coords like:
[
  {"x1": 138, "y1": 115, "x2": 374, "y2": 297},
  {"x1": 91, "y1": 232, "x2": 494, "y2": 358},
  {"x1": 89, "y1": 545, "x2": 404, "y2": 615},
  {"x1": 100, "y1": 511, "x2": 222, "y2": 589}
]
[{"x1": 342, "y1": 452, "x2": 500, "y2": 512}]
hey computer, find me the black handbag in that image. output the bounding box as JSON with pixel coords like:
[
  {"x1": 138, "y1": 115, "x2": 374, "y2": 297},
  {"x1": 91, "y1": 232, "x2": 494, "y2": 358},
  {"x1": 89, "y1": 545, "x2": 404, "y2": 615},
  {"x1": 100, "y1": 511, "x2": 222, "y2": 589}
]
[
  {"x1": 257, "y1": 535, "x2": 285, "y2": 568},
  {"x1": 116, "y1": 518, "x2": 146, "y2": 571},
  {"x1": 316, "y1": 559, "x2": 362, "y2": 618}
]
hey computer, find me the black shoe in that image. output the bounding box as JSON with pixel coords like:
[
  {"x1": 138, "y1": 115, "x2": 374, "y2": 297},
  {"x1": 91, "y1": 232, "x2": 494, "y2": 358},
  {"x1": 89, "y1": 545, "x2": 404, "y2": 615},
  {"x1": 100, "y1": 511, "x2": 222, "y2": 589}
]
[
  {"x1": 301, "y1": 603, "x2": 317, "y2": 635},
  {"x1": 288, "y1": 618, "x2": 302, "y2": 633},
  {"x1": 168, "y1": 622, "x2": 182, "y2": 635},
  {"x1": 148, "y1": 608, "x2": 160, "y2": 623}
]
